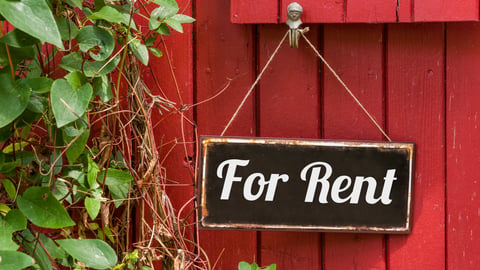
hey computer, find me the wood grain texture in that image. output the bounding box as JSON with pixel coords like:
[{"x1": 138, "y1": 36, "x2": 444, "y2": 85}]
[
  {"x1": 397, "y1": 0, "x2": 412, "y2": 22},
  {"x1": 414, "y1": 0, "x2": 478, "y2": 21},
  {"x1": 196, "y1": 0, "x2": 258, "y2": 268},
  {"x1": 280, "y1": 0, "x2": 344, "y2": 23},
  {"x1": 386, "y1": 23, "x2": 445, "y2": 270},
  {"x1": 257, "y1": 24, "x2": 321, "y2": 269},
  {"x1": 446, "y1": 22, "x2": 480, "y2": 269},
  {"x1": 322, "y1": 24, "x2": 386, "y2": 270},
  {"x1": 231, "y1": 0, "x2": 278, "y2": 23},
  {"x1": 346, "y1": 0, "x2": 397, "y2": 22}
]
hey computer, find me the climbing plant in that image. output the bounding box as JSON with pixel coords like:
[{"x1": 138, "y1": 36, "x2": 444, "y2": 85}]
[{"x1": 0, "y1": 0, "x2": 199, "y2": 269}]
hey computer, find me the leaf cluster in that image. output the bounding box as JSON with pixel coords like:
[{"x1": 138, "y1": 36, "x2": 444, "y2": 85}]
[{"x1": 0, "y1": 0, "x2": 194, "y2": 269}]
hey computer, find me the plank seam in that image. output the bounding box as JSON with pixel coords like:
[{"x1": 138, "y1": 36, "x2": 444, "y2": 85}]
[{"x1": 443, "y1": 22, "x2": 448, "y2": 270}]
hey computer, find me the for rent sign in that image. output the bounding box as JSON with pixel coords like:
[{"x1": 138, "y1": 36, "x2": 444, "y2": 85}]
[{"x1": 198, "y1": 137, "x2": 414, "y2": 233}]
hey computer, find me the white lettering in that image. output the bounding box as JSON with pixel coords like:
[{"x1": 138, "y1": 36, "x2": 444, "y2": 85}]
[
  {"x1": 217, "y1": 159, "x2": 249, "y2": 200},
  {"x1": 300, "y1": 162, "x2": 332, "y2": 203}
]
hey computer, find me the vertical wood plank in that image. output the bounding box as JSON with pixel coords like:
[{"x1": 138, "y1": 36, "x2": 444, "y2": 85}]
[
  {"x1": 446, "y1": 22, "x2": 480, "y2": 269},
  {"x1": 196, "y1": 0, "x2": 257, "y2": 268},
  {"x1": 257, "y1": 24, "x2": 321, "y2": 269},
  {"x1": 386, "y1": 23, "x2": 445, "y2": 270},
  {"x1": 346, "y1": 0, "x2": 397, "y2": 22},
  {"x1": 397, "y1": 0, "x2": 412, "y2": 22},
  {"x1": 414, "y1": 0, "x2": 479, "y2": 21},
  {"x1": 322, "y1": 24, "x2": 386, "y2": 270},
  {"x1": 280, "y1": 0, "x2": 344, "y2": 23},
  {"x1": 231, "y1": 0, "x2": 278, "y2": 23},
  {"x1": 145, "y1": 0, "x2": 194, "y2": 267}
]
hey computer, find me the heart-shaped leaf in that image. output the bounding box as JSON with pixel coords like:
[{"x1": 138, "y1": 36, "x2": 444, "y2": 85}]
[
  {"x1": 17, "y1": 187, "x2": 75, "y2": 229},
  {"x1": 89, "y1": 6, "x2": 124, "y2": 24},
  {"x1": 0, "y1": 0, "x2": 63, "y2": 49},
  {"x1": 51, "y1": 78, "x2": 92, "y2": 128},
  {"x1": 0, "y1": 74, "x2": 31, "y2": 128},
  {"x1": 0, "y1": 209, "x2": 26, "y2": 251},
  {"x1": 0, "y1": 251, "x2": 34, "y2": 270},
  {"x1": 77, "y1": 25, "x2": 114, "y2": 61},
  {"x1": 57, "y1": 239, "x2": 117, "y2": 269}
]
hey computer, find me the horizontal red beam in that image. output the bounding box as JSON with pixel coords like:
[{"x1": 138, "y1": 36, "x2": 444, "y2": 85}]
[{"x1": 231, "y1": 0, "x2": 479, "y2": 23}]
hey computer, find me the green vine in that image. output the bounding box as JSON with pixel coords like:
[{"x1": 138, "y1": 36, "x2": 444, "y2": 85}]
[{"x1": 0, "y1": 0, "x2": 197, "y2": 269}]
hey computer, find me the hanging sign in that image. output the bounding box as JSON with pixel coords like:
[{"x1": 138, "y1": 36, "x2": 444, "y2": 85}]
[{"x1": 198, "y1": 136, "x2": 414, "y2": 233}]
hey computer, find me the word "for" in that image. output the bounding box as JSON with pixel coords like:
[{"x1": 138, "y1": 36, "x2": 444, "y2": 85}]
[{"x1": 216, "y1": 159, "x2": 398, "y2": 205}]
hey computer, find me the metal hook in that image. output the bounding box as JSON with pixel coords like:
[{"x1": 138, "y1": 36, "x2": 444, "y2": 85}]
[{"x1": 286, "y1": 2, "x2": 303, "y2": 48}]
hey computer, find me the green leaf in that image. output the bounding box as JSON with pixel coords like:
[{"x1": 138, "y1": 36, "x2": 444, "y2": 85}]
[
  {"x1": 57, "y1": 239, "x2": 117, "y2": 269},
  {"x1": 17, "y1": 77, "x2": 53, "y2": 94},
  {"x1": 61, "y1": 52, "x2": 120, "y2": 77},
  {"x1": 149, "y1": 47, "x2": 163, "y2": 58},
  {"x1": 171, "y1": 14, "x2": 195, "y2": 23},
  {"x1": 238, "y1": 261, "x2": 252, "y2": 270},
  {"x1": 89, "y1": 6, "x2": 124, "y2": 24},
  {"x1": 0, "y1": 74, "x2": 32, "y2": 128},
  {"x1": 164, "y1": 17, "x2": 183, "y2": 33},
  {"x1": 151, "y1": 4, "x2": 179, "y2": 20},
  {"x1": 27, "y1": 93, "x2": 47, "y2": 114},
  {"x1": 51, "y1": 78, "x2": 92, "y2": 128},
  {"x1": 103, "y1": 168, "x2": 133, "y2": 185},
  {"x1": 85, "y1": 196, "x2": 100, "y2": 220},
  {"x1": 65, "y1": 70, "x2": 88, "y2": 90},
  {"x1": 0, "y1": 151, "x2": 4, "y2": 170},
  {"x1": 0, "y1": 251, "x2": 34, "y2": 270},
  {"x1": 65, "y1": 0, "x2": 83, "y2": 8},
  {"x1": 19, "y1": 230, "x2": 53, "y2": 270},
  {"x1": 93, "y1": 75, "x2": 113, "y2": 102},
  {"x1": 153, "y1": 0, "x2": 179, "y2": 11},
  {"x1": 0, "y1": 29, "x2": 39, "y2": 48},
  {"x1": 56, "y1": 17, "x2": 79, "y2": 41},
  {"x1": 102, "y1": 169, "x2": 133, "y2": 208},
  {"x1": 63, "y1": 118, "x2": 90, "y2": 164},
  {"x1": 0, "y1": 0, "x2": 63, "y2": 49},
  {"x1": 0, "y1": 125, "x2": 11, "y2": 142},
  {"x1": 155, "y1": 24, "x2": 171, "y2": 35},
  {"x1": 1, "y1": 178, "x2": 16, "y2": 200},
  {"x1": 264, "y1": 264, "x2": 277, "y2": 270},
  {"x1": 17, "y1": 187, "x2": 75, "y2": 229},
  {"x1": 0, "y1": 209, "x2": 26, "y2": 251},
  {"x1": 129, "y1": 38, "x2": 149, "y2": 65},
  {"x1": 88, "y1": 157, "x2": 99, "y2": 189},
  {"x1": 77, "y1": 25, "x2": 115, "y2": 61}
]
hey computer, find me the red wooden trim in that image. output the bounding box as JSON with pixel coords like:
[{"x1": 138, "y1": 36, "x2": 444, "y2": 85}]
[
  {"x1": 386, "y1": 23, "x2": 445, "y2": 269},
  {"x1": 346, "y1": 0, "x2": 397, "y2": 22},
  {"x1": 279, "y1": 0, "x2": 344, "y2": 23},
  {"x1": 414, "y1": 0, "x2": 479, "y2": 21},
  {"x1": 231, "y1": 0, "x2": 278, "y2": 24},
  {"x1": 196, "y1": 0, "x2": 258, "y2": 268},
  {"x1": 446, "y1": 22, "x2": 480, "y2": 269},
  {"x1": 397, "y1": 0, "x2": 413, "y2": 22},
  {"x1": 322, "y1": 24, "x2": 386, "y2": 270},
  {"x1": 257, "y1": 24, "x2": 321, "y2": 268}
]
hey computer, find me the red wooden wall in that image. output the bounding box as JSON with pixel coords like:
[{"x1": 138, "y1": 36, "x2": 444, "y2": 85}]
[{"x1": 149, "y1": 0, "x2": 480, "y2": 269}]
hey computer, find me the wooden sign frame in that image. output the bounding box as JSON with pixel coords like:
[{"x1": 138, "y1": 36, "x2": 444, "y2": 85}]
[{"x1": 198, "y1": 136, "x2": 414, "y2": 233}]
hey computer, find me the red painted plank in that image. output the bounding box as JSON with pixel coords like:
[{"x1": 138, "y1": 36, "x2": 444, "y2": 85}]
[
  {"x1": 322, "y1": 24, "x2": 386, "y2": 270},
  {"x1": 257, "y1": 24, "x2": 321, "y2": 269},
  {"x1": 386, "y1": 23, "x2": 445, "y2": 269},
  {"x1": 196, "y1": 0, "x2": 257, "y2": 268},
  {"x1": 231, "y1": 0, "x2": 278, "y2": 24},
  {"x1": 280, "y1": 0, "x2": 344, "y2": 23},
  {"x1": 414, "y1": 0, "x2": 479, "y2": 21},
  {"x1": 397, "y1": 0, "x2": 412, "y2": 22},
  {"x1": 346, "y1": 0, "x2": 397, "y2": 22},
  {"x1": 145, "y1": 0, "x2": 195, "y2": 267},
  {"x1": 446, "y1": 22, "x2": 480, "y2": 269}
]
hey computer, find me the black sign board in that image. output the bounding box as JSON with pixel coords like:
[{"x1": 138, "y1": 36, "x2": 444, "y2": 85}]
[{"x1": 198, "y1": 136, "x2": 414, "y2": 233}]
